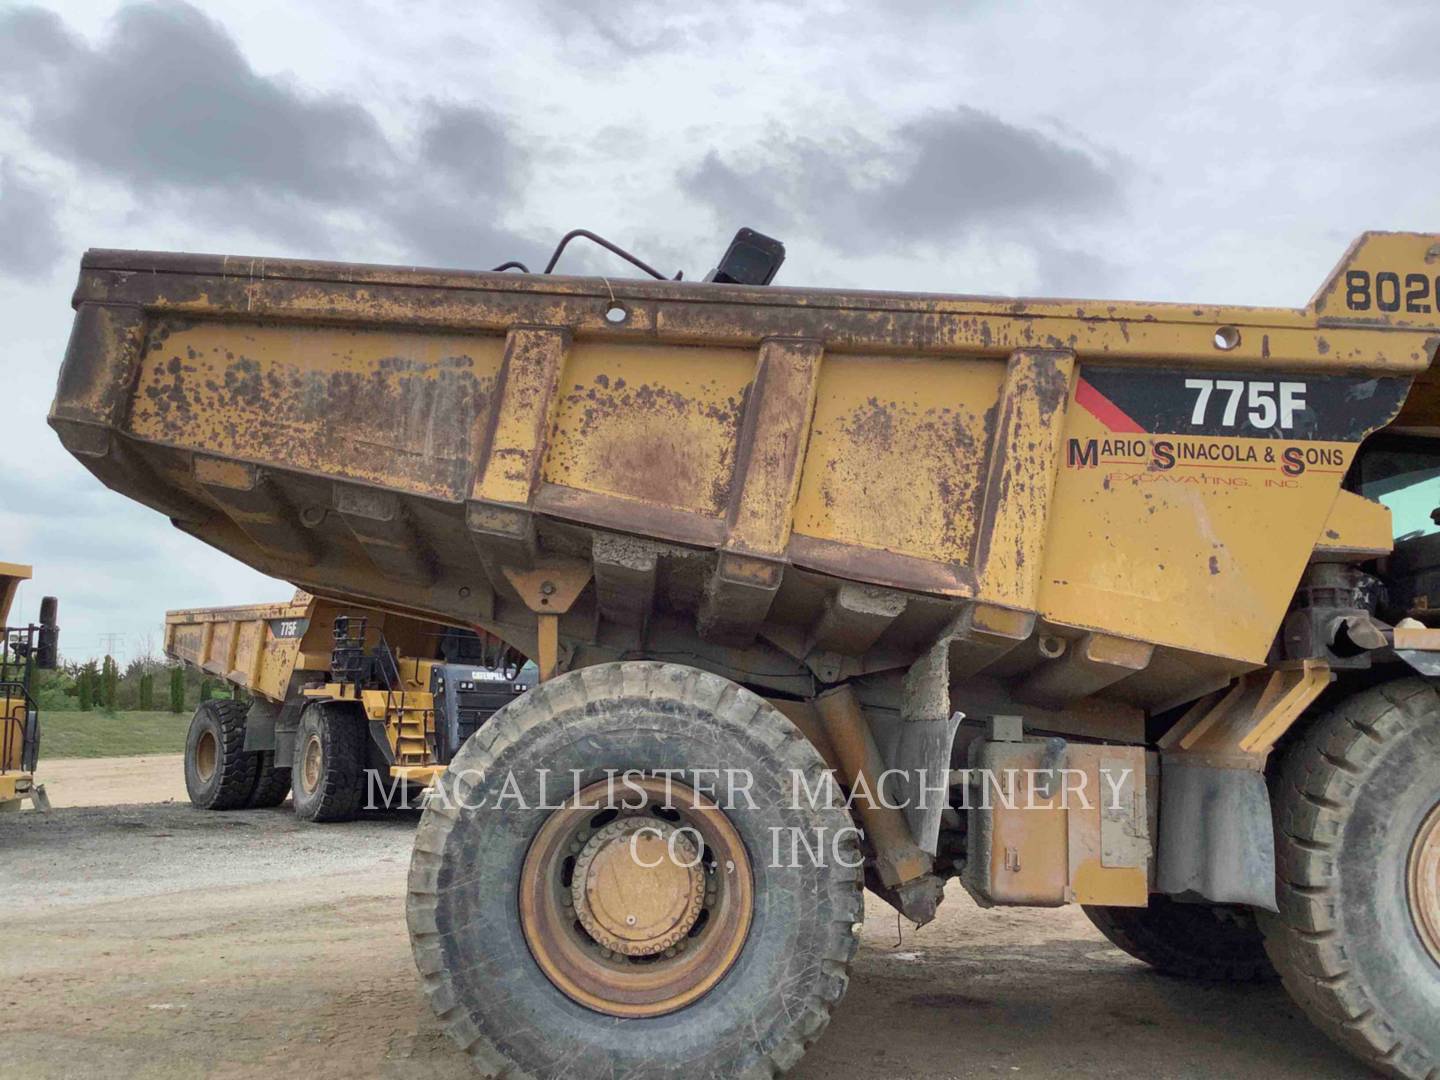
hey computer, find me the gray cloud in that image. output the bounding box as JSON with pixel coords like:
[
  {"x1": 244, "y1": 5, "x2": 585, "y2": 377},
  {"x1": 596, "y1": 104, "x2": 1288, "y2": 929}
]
[
  {"x1": 1028, "y1": 239, "x2": 1125, "y2": 299},
  {"x1": 2, "y1": 1, "x2": 539, "y2": 272},
  {"x1": 420, "y1": 105, "x2": 522, "y2": 193},
  {"x1": 681, "y1": 108, "x2": 1124, "y2": 256},
  {"x1": 879, "y1": 109, "x2": 1121, "y2": 239},
  {"x1": 682, "y1": 151, "x2": 793, "y2": 238},
  {"x1": 537, "y1": 0, "x2": 691, "y2": 58},
  {"x1": 385, "y1": 200, "x2": 548, "y2": 272},
  {"x1": 0, "y1": 160, "x2": 65, "y2": 276},
  {"x1": 26, "y1": 3, "x2": 388, "y2": 200},
  {"x1": 0, "y1": 6, "x2": 78, "y2": 85}
]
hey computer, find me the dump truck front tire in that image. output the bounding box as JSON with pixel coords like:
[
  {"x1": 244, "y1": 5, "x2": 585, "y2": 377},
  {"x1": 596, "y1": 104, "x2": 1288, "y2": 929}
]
[
  {"x1": 407, "y1": 662, "x2": 862, "y2": 1079},
  {"x1": 184, "y1": 700, "x2": 259, "y2": 811},
  {"x1": 1082, "y1": 898, "x2": 1275, "y2": 982},
  {"x1": 247, "y1": 751, "x2": 291, "y2": 808},
  {"x1": 290, "y1": 702, "x2": 366, "y2": 823},
  {"x1": 1261, "y1": 678, "x2": 1440, "y2": 1080}
]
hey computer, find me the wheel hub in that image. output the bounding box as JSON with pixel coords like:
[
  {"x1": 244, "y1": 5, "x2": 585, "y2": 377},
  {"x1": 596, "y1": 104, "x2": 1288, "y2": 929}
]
[
  {"x1": 572, "y1": 817, "x2": 706, "y2": 957},
  {"x1": 1409, "y1": 802, "x2": 1440, "y2": 967},
  {"x1": 301, "y1": 734, "x2": 323, "y2": 793},
  {"x1": 519, "y1": 777, "x2": 754, "y2": 1018},
  {"x1": 195, "y1": 729, "x2": 217, "y2": 782}
]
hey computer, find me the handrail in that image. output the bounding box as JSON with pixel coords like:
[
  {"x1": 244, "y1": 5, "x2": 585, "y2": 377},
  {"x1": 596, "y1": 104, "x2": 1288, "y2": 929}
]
[{"x1": 0, "y1": 620, "x2": 38, "y2": 776}]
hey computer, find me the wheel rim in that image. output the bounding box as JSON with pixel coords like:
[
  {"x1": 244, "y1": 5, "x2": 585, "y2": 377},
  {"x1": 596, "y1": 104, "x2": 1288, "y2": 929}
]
[
  {"x1": 195, "y1": 729, "x2": 218, "y2": 782},
  {"x1": 519, "y1": 777, "x2": 753, "y2": 1018},
  {"x1": 301, "y1": 734, "x2": 323, "y2": 794},
  {"x1": 1409, "y1": 801, "x2": 1440, "y2": 967}
]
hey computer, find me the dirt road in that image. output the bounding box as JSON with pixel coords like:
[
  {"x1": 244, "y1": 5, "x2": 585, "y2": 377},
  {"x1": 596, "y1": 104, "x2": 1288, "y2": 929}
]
[
  {"x1": 30, "y1": 752, "x2": 188, "y2": 808},
  {"x1": 1, "y1": 762, "x2": 1369, "y2": 1078}
]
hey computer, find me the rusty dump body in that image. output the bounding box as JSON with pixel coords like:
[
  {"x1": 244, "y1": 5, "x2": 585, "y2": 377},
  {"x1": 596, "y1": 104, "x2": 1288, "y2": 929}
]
[
  {"x1": 48, "y1": 235, "x2": 1440, "y2": 693},
  {"x1": 49, "y1": 232, "x2": 1440, "y2": 1078},
  {"x1": 45, "y1": 232, "x2": 1440, "y2": 900}
]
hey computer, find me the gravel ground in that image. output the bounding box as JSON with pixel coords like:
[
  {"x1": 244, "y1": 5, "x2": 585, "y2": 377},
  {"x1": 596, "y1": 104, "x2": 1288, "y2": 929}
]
[
  {"x1": 27, "y1": 752, "x2": 188, "y2": 809},
  {"x1": 0, "y1": 762, "x2": 1372, "y2": 1079}
]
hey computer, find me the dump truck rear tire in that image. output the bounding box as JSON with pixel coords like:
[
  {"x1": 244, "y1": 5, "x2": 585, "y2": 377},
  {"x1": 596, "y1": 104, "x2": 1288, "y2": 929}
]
[
  {"x1": 407, "y1": 661, "x2": 862, "y2": 1080},
  {"x1": 290, "y1": 702, "x2": 366, "y2": 823},
  {"x1": 1082, "y1": 898, "x2": 1275, "y2": 982},
  {"x1": 1260, "y1": 678, "x2": 1440, "y2": 1080},
  {"x1": 247, "y1": 751, "x2": 291, "y2": 808},
  {"x1": 183, "y1": 700, "x2": 258, "y2": 811}
]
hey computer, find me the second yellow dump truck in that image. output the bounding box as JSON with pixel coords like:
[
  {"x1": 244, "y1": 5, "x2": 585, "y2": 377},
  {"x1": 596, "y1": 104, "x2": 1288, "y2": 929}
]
[
  {"x1": 49, "y1": 229, "x2": 1440, "y2": 1078},
  {"x1": 165, "y1": 591, "x2": 535, "y2": 819},
  {"x1": 1, "y1": 562, "x2": 57, "y2": 813}
]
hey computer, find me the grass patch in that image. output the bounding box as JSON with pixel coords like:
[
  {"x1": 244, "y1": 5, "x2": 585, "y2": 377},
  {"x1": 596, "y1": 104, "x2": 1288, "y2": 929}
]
[{"x1": 40, "y1": 710, "x2": 192, "y2": 758}]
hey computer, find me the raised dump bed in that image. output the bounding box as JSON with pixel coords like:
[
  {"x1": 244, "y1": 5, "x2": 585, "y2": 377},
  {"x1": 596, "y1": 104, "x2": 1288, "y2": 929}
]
[{"x1": 50, "y1": 232, "x2": 1440, "y2": 1079}]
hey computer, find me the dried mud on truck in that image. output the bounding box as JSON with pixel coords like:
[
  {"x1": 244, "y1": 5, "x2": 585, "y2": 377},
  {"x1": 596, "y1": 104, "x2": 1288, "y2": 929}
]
[{"x1": 48, "y1": 228, "x2": 1440, "y2": 1079}]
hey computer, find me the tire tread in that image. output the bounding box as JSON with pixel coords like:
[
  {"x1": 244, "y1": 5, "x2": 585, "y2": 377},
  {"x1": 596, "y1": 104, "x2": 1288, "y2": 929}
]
[
  {"x1": 187, "y1": 700, "x2": 259, "y2": 810},
  {"x1": 292, "y1": 702, "x2": 366, "y2": 822},
  {"x1": 407, "y1": 661, "x2": 862, "y2": 1079},
  {"x1": 1262, "y1": 678, "x2": 1440, "y2": 1080}
]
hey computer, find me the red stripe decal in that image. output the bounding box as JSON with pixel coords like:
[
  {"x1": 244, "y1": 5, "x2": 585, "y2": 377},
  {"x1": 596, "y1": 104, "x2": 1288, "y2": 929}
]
[{"x1": 1074, "y1": 377, "x2": 1146, "y2": 434}]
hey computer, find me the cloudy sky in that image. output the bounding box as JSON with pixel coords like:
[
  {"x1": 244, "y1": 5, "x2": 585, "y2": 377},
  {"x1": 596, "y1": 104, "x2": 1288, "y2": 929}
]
[{"x1": 1, "y1": 0, "x2": 1436, "y2": 662}]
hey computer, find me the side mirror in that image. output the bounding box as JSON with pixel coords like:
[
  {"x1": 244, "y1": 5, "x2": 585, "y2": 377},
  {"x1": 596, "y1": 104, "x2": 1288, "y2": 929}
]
[
  {"x1": 705, "y1": 227, "x2": 786, "y2": 286},
  {"x1": 36, "y1": 596, "x2": 59, "y2": 670}
]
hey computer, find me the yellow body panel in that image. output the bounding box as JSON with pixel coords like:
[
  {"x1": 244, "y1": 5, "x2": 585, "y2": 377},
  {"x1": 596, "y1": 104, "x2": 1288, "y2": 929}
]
[
  {"x1": 964, "y1": 740, "x2": 1149, "y2": 907},
  {"x1": 0, "y1": 561, "x2": 31, "y2": 630},
  {"x1": 132, "y1": 322, "x2": 506, "y2": 500},
  {"x1": 1315, "y1": 489, "x2": 1394, "y2": 558},
  {"x1": 1039, "y1": 399, "x2": 1360, "y2": 662},
  {"x1": 2, "y1": 698, "x2": 27, "y2": 780},
  {"x1": 542, "y1": 342, "x2": 754, "y2": 517},
  {"x1": 0, "y1": 772, "x2": 27, "y2": 807},
  {"x1": 51, "y1": 232, "x2": 1440, "y2": 719},
  {"x1": 1, "y1": 563, "x2": 33, "y2": 783},
  {"x1": 792, "y1": 354, "x2": 1004, "y2": 568}
]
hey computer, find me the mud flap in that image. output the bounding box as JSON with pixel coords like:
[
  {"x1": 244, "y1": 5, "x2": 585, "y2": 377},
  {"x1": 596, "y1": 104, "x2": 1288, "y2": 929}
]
[
  {"x1": 242, "y1": 699, "x2": 277, "y2": 753},
  {"x1": 890, "y1": 713, "x2": 966, "y2": 855},
  {"x1": 1156, "y1": 760, "x2": 1277, "y2": 911}
]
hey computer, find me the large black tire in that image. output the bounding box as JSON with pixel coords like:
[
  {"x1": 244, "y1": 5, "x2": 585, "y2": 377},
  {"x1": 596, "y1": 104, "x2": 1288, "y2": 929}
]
[
  {"x1": 290, "y1": 702, "x2": 366, "y2": 823},
  {"x1": 184, "y1": 700, "x2": 258, "y2": 810},
  {"x1": 1261, "y1": 678, "x2": 1440, "y2": 1080},
  {"x1": 1083, "y1": 897, "x2": 1276, "y2": 982},
  {"x1": 247, "y1": 750, "x2": 292, "y2": 809},
  {"x1": 407, "y1": 662, "x2": 863, "y2": 1079}
]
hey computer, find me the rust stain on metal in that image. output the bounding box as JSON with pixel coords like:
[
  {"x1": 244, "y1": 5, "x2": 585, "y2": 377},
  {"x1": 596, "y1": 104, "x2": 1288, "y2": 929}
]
[
  {"x1": 46, "y1": 236, "x2": 1440, "y2": 697},
  {"x1": 131, "y1": 319, "x2": 503, "y2": 499},
  {"x1": 793, "y1": 354, "x2": 1001, "y2": 569},
  {"x1": 542, "y1": 343, "x2": 752, "y2": 518}
]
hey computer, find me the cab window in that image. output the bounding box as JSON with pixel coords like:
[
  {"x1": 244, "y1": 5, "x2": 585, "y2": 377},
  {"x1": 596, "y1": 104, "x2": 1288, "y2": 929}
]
[{"x1": 1357, "y1": 441, "x2": 1440, "y2": 540}]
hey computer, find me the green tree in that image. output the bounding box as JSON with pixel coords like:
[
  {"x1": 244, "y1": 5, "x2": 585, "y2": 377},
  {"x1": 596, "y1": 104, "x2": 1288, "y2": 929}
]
[
  {"x1": 168, "y1": 666, "x2": 185, "y2": 713},
  {"x1": 77, "y1": 661, "x2": 97, "y2": 711},
  {"x1": 138, "y1": 671, "x2": 154, "y2": 710},
  {"x1": 101, "y1": 655, "x2": 119, "y2": 712}
]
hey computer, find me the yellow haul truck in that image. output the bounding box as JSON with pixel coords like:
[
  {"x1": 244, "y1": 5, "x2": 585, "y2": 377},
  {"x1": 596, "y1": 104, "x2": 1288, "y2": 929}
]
[
  {"x1": 1, "y1": 562, "x2": 57, "y2": 812},
  {"x1": 164, "y1": 592, "x2": 533, "y2": 819},
  {"x1": 47, "y1": 229, "x2": 1440, "y2": 1078}
]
